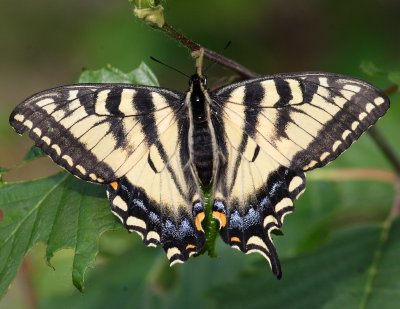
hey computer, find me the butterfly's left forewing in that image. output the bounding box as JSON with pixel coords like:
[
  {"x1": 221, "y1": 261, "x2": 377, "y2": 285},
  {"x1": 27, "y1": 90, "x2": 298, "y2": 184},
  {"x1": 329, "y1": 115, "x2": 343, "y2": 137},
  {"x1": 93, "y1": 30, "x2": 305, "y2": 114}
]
[{"x1": 211, "y1": 73, "x2": 389, "y2": 277}]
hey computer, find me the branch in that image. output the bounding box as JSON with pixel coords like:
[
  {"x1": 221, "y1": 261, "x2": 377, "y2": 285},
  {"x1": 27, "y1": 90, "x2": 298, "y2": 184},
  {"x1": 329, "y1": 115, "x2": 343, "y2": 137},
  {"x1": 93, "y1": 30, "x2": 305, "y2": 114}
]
[
  {"x1": 161, "y1": 23, "x2": 258, "y2": 78},
  {"x1": 367, "y1": 84, "x2": 400, "y2": 175}
]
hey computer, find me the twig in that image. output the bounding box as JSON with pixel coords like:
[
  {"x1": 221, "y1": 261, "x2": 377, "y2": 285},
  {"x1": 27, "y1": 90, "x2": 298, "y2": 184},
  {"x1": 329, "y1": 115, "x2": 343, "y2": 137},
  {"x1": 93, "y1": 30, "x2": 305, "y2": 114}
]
[
  {"x1": 368, "y1": 127, "x2": 400, "y2": 175},
  {"x1": 161, "y1": 23, "x2": 258, "y2": 78},
  {"x1": 366, "y1": 84, "x2": 400, "y2": 175}
]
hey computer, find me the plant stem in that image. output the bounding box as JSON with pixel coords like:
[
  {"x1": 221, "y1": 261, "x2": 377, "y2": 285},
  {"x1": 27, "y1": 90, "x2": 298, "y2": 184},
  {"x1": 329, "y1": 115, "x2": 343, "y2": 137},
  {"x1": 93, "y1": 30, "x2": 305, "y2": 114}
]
[
  {"x1": 368, "y1": 127, "x2": 400, "y2": 175},
  {"x1": 161, "y1": 23, "x2": 258, "y2": 78}
]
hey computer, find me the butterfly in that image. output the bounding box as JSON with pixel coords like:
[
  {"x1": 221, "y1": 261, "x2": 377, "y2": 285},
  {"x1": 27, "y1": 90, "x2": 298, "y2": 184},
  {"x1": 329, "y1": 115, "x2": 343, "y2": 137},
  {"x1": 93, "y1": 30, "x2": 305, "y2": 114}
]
[{"x1": 9, "y1": 69, "x2": 389, "y2": 278}]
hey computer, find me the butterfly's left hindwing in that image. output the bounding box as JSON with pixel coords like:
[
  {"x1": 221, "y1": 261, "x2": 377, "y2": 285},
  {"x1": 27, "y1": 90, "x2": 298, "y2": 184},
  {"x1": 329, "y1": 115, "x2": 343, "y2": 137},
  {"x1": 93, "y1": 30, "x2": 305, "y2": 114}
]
[
  {"x1": 10, "y1": 83, "x2": 206, "y2": 263},
  {"x1": 106, "y1": 113, "x2": 206, "y2": 265},
  {"x1": 211, "y1": 72, "x2": 389, "y2": 276}
]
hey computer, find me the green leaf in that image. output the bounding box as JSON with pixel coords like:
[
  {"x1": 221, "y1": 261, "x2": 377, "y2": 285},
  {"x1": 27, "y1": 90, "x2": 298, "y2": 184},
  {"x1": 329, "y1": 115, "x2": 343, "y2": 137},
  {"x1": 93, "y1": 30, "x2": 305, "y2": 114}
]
[
  {"x1": 209, "y1": 217, "x2": 400, "y2": 308},
  {"x1": 0, "y1": 63, "x2": 160, "y2": 297},
  {"x1": 0, "y1": 173, "x2": 118, "y2": 297},
  {"x1": 78, "y1": 62, "x2": 159, "y2": 86}
]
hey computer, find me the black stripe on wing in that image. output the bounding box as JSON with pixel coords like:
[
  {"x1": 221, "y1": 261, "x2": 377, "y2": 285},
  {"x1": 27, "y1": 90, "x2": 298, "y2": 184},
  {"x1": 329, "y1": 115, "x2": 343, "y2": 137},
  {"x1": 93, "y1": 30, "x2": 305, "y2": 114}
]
[{"x1": 9, "y1": 84, "x2": 183, "y2": 183}]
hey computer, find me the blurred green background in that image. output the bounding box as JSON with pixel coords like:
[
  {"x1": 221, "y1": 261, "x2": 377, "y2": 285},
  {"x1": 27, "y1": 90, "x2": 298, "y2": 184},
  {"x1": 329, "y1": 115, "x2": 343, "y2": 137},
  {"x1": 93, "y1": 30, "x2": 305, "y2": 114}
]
[{"x1": 1, "y1": 0, "x2": 399, "y2": 308}]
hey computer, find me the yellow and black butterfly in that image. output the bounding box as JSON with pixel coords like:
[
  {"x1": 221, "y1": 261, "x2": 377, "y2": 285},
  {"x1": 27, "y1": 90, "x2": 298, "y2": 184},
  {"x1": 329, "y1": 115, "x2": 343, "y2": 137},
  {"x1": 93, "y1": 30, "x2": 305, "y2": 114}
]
[{"x1": 10, "y1": 67, "x2": 389, "y2": 278}]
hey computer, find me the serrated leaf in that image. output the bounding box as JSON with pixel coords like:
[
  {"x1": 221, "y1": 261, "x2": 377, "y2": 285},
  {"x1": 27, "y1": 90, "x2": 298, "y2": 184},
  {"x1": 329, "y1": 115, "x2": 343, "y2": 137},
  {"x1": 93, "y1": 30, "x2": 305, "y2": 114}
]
[
  {"x1": 0, "y1": 173, "x2": 118, "y2": 297},
  {"x1": 78, "y1": 62, "x2": 159, "y2": 86},
  {"x1": 209, "y1": 217, "x2": 400, "y2": 308}
]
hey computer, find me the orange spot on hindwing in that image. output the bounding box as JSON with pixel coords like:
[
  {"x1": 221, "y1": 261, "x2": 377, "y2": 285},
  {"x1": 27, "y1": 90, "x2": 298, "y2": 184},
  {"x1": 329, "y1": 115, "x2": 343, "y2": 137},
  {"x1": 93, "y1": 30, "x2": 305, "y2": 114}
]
[
  {"x1": 194, "y1": 212, "x2": 205, "y2": 232},
  {"x1": 230, "y1": 237, "x2": 241, "y2": 243},
  {"x1": 212, "y1": 211, "x2": 227, "y2": 228},
  {"x1": 110, "y1": 181, "x2": 118, "y2": 190}
]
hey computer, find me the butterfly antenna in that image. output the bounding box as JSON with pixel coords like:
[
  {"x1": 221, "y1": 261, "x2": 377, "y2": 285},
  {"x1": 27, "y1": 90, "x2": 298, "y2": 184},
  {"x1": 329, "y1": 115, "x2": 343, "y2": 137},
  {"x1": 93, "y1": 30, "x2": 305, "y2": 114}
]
[
  {"x1": 204, "y1": 41, "x2": 232, "y2": 74},
  {"x1": 150, "y1": 56, "x2": 189, "y2": 78}
]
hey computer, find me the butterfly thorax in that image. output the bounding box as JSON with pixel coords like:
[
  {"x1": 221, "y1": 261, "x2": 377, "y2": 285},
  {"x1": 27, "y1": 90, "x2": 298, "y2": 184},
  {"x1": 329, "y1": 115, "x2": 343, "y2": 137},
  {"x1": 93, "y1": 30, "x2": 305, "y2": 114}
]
[{"x1": 187, "y1": 74, "x2": 217, "y2": 186}]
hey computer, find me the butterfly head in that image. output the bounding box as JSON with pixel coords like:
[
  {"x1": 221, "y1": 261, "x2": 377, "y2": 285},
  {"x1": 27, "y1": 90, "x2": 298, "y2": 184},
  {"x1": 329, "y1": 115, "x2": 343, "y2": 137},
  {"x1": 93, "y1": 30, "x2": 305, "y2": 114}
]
[{"x1": 189, "y1": 74, "x2": 207, "y2": 89}]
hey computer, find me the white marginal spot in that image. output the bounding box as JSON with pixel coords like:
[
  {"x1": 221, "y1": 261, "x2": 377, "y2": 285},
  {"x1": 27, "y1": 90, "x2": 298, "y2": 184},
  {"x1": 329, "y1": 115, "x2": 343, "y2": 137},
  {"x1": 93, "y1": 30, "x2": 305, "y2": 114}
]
[
  {"x1": 366, "y1": 103, "x2": 375, "y2": 113},
  {"x1": 111, "y1": 210, "x2": 124, "y2": 223},
  {"x1": 351, "y1": 121, "x2": 360, "y2": 131},
  {"x1": 320, "y1": 152, "x2": 330, "y2": 161},
  {"x1": 76, "y1": 165, "x2": 87, "y2": 175},
  {"x1": 89, "y1": 173, "x2": 97, "y2": 181},
  {"x1": 147, "y1": 231, "x2": 160, "y2": 242},
  {"x1": 304, "y1": 160, "x2": 318, "y2": 170},
  {"x1": 170, "y1": 259, "x2": 184, "y2": 266},
  {"x1": 359, "y1": 112, "x2": 368, "y2": 121},
  {"x1": 62, "y1": 155, "x2": 73, "y2": 166},
  {"x1": 42, "y1": 136, "x2": 51, "y2": 145},
  {"x1": 319, "y1": 77, "x2": 329, "y2": 87},
  {"x1": 342, "y1": 130, "x2": 351, "y2": 140},
  {"x1": 343, "y1": 84, "x2": 361, "y2": 92},
  {"x1": 32, "y1": 127, "x2": 42, "y2": 137},
  {"x1": 332, "y1": 140, "x2": 342, "y2": 152},
  {"x1": 189, "y1": 251, "x2": 197, "y2": 257},
  {"x1": 23, "y1": 120, "x2": 33, "y2": 129},
  {"x1": 288, "y1": 176, "x2": 303, "y2": 192},
  {"x1": 51, "y1": 144, "x2": 61, "y2": 155},
  {"x1": 14, "y1": 114, "x2": 25, "y2": 122},
  {"x1": 263, "y1": 215, "x2": 278, "y2": 228},
  {"x1": 374, "y1": 97, "x2": 385, "y2": 105},
  {"x1": 231, "y1": 245, "x2": 241, "y2": 251},
  {"x1": 97, "y1": 178, "x2": 104, "y2": 183},
  {"x1": 113, "y1": 196, "x2": 128, "y2": 211},
  {"x1": 36, "y1": 98, "x2": 54, "y2": 107},
  {"x1": 275, "y1": 198, "x2": 293, "y2": 212},
  {"x1": 127, "y1": 216, "x2": 147, "y2": 229},
  {"x1": 147, "y1": 243, "x2": 157, "y2": 248},
  {"x1": 246, "y1": 236, "x2": 269, "y2": 252},
  {"x1": 167, "y1": 247, "x2": 181, "y2": 260}
]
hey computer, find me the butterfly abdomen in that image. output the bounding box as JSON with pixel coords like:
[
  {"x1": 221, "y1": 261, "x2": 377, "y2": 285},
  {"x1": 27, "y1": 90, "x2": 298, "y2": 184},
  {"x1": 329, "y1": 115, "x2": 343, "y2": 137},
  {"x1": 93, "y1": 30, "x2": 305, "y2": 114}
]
[{"x1": 190, "y1": 122, "x2": 214, "y2": 185}]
